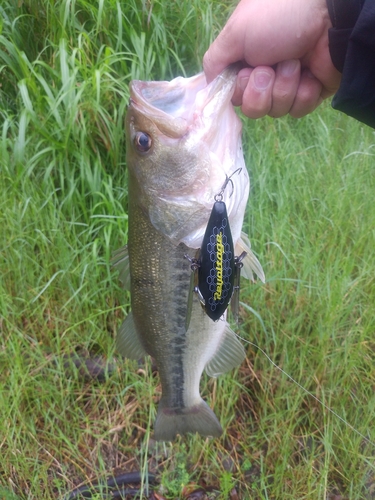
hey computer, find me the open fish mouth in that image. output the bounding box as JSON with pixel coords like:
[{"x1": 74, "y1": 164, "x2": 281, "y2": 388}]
[{"x1": 128, "y1": 64, "x2": 240, "y2": 139}]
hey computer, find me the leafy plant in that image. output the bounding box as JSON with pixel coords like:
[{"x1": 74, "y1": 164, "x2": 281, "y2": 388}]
[{"x1": 219, "y1": 470, "x2": 235, "y2": 498}]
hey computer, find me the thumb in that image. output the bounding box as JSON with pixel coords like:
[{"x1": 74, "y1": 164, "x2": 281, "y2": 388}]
[{"x1": 203, "y1": 21, "x2": 247, "y2": 83}]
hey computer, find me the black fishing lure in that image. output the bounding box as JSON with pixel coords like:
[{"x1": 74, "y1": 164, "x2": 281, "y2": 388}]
[
  {"x1": 198, "y1": 200, "x2": 235, "y2": 320},
  {"x1": 186, "y1": 170, "x2": 246, "y2": 323}
]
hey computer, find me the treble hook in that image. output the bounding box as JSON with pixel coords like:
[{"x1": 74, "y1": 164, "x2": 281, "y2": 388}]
[{"x1": 214, "y1": 168, "x2": 242, "y2": 202}]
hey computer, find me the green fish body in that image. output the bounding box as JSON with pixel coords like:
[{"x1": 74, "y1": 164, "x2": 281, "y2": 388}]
[{"x1": 113, "y1": 66, "x2": 265, "y2": 441}]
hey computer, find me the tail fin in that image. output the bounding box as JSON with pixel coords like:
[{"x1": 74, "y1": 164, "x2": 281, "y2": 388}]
[{"x1": 153, "y1": 399, "x2": 222, "y2": 441}]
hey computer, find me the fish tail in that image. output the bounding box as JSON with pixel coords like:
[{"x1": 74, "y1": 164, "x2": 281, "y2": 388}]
[{"x1": 153, "y1": 399, "x2": 223, "y2": 441}]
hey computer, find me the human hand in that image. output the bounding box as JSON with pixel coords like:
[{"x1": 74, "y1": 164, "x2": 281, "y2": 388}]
[{"x1": 203, "y1": 0, "x2": 342, "y2": 118}]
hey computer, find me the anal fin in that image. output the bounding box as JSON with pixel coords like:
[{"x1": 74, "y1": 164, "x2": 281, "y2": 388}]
[{"x1": 205, "y1": 324, "x2": 245, "y2": 378}]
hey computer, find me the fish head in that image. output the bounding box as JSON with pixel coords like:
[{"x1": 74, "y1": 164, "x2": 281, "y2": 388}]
[{"x1": 126, "y1": 65, "x2": 249, "y2": 247}]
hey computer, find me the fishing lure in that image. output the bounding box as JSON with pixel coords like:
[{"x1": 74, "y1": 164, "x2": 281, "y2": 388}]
[{"x1": 186, "y1": 170, "x2": 246, "y2": 323}]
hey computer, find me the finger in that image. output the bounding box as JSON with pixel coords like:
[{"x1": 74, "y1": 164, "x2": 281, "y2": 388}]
[
  {"x1": 268, "y1": 59, "x2": 300, "y2": 118},
  {"x1": 289, "y1": 69, "x2": 323, "y2": 118},
  {"x1": 240, "y1": 67, "x2": 275, "y2": 119},
  {"x1": 232, "y1": 67, "x2": 253, "y2": 107}
]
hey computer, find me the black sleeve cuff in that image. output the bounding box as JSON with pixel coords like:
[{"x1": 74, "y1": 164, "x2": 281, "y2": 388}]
[
  {"x1": 330, "y1": 0, "x2": 375, "y2": 128},
  {"x1": 326, "y1": 0, "x2": 363, "y2": 29},
  {"x1": 326, "y1": 0, "x2": 364, "y2": 72},
  {"x1": 328, "y1": 27, "x2": 353, "y2": 72}
]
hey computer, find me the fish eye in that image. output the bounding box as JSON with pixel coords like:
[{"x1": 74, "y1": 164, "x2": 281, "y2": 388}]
[{"x1": 134, "y1": 131, "x2": 152, "y2": 153}]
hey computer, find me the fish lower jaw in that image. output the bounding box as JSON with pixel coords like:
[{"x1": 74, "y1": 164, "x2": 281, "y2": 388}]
[{"x1": 153, "y1": 398, "x2": 222, "y2": 441}]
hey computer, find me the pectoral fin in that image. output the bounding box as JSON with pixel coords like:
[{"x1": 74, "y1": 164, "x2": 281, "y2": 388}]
[
  {"x1": 205, "y1": 323, "x2": 245, "y2": 378},
  {"x1": 116, "y1": 312, "x2": 147, "y2": 360},
  {"x1": 111, "y1": 245, "x2": 131, "y2": 290},
  {"x1": 236, "y1": 233, "x2": 265, "y2": 283}
]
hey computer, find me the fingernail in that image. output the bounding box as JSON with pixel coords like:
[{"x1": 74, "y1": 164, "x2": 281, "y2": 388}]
[
  {"x1": 254, "y1": 71, "x2": 272, "y2": 90},
  {"x1": 239, "y1": 76, "x2": 249, "y2": 91},
  {"x1": 280, "y1": 59, "x2": 298, "y2": 76}
]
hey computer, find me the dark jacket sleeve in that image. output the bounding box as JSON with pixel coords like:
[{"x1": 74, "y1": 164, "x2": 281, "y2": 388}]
[{"x1": 327, "y1": 0, "x2": 375, "y2": 128}]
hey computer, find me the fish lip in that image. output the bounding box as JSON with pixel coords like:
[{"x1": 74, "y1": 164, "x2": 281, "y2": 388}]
[
  {"x1": 128, "y1": 73, "x2": 206, "y2": 114},
  {"x1": 128, "y1": 82, "x2": 190, "y2": 138},
  {"x1": 128, "y1": 65, "x2": 240, "y2": 138}
]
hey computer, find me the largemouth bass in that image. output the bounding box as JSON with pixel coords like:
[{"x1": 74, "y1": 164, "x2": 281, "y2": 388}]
[{"x1": 113, "y1": 65, "x2": 265, "y2": 441}]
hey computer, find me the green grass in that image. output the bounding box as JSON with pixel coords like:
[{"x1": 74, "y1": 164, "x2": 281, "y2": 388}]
[{"x1": 1, "y1": 0, "x2": 375, "y2": 498}]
